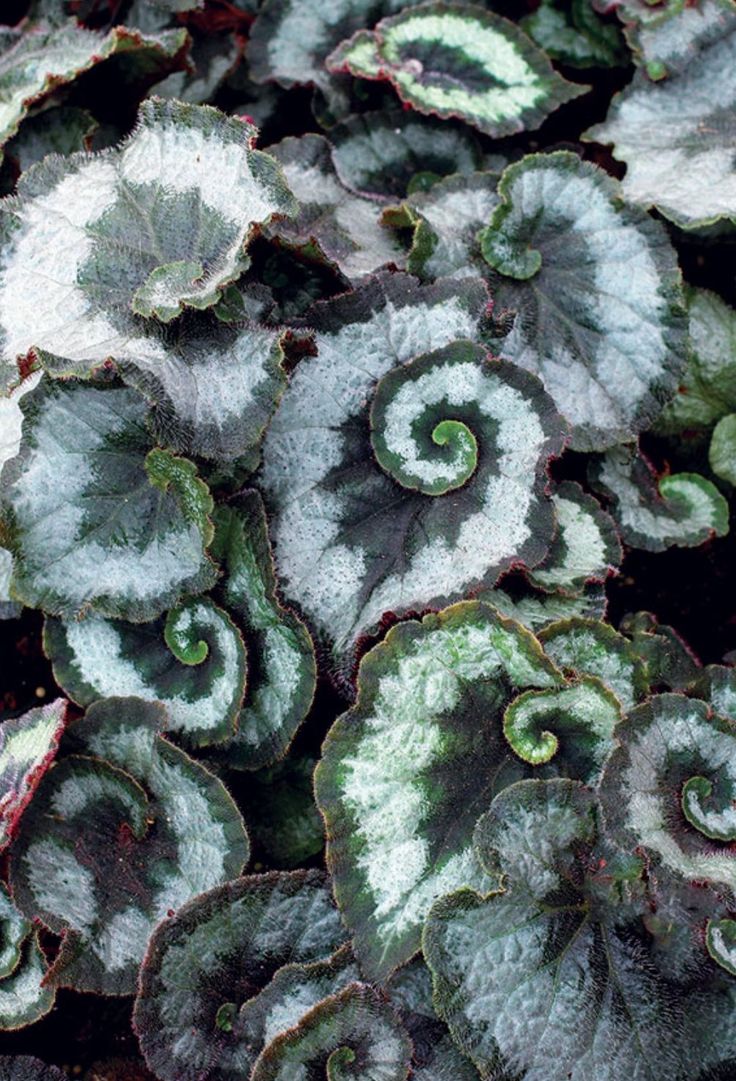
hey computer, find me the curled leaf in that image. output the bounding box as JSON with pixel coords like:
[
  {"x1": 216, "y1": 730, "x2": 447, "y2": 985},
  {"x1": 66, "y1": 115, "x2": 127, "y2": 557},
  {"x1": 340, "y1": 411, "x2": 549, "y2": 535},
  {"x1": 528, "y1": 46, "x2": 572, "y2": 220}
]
[
  {"x1": 0, "y1": 378, "x2": 216, "y2": 621},
  {"x1": 314, "y1": 599, "x2": 598, "y2": 981},
  {"x1": 44, "y1": 598, "x2": 246, "y2": 749},
  {"x1": 590, "y1": 443, "x2": 729, "y2": 551},
  {"x1": 481, "y1": 151, "x2": 687, "y2": 450},
  {"x1": 250, "y1": 983, "x2": 412, "y2": 1081},
  {"x1": 9, "y1": 697, "x2": 249, "y2": 993},
  {"x1": 539, "y1": 617, "x2": 647, "y2": 710},
  {"x1": 260, "y1": 272, "x2": 566, "y2": 674},
  {"x1": 327, "y1": 3, "x2": 586, "y2": 137},
  {"x1": 0, "y1": 886, "x2": 55, "y2": 1031},
  {"x1": 134, "y1": 870, "x2": 350, "y2": 1081},
  {"x1": 0, "y1": 97, "x2": 295, "y2": 390},
  {"x1": 529, "y1": 482, "x2": 622, "y2": 594}
]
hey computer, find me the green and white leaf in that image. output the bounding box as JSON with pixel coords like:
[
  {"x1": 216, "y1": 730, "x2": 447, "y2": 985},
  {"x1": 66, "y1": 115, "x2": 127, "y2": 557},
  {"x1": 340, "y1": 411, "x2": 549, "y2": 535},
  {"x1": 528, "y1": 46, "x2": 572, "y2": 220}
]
[
  {"x1": 208, "y1": 493, "x2": 316, "y2": 771},
  {"x1": 260, "y1": 273, "x2": 566, "y2": 673},
  {"x1": 656, "y1": 287, "x2": 736, "y2": 439},
  {"x1": 387, "y1": 958, "x2": 480, "y2": 1081},
  {"x1": 481, "y1": 151, "x2": 687, "y2": 451},
  {"x1": 382, "y1": 171, "x2": 500, "y2": 281},
  {"x1": 529, "y1": 481, "x2": 622, "y2": 594},
  {"x1": 503, "y1": 676, "x2": 621, "y2": 782},
  {"x1": 1, "y1": 377, "x2": 216, "y2": 621},
  {"x1": 599, "y1": 693, "x2": 736, "y2": 890},
  {"x1": 620, "y1": 610, "x2": 701, "y2": 692},
  {"x1": 0, "y1": 548, "x2": 19, "y2": 620},
  {"x1": 330, "y1": 109, "x2": 481, "y2": 201},
  {"x1": 0, "y1": 697, "x2": 66, "y2": 851},
  {"x1": 614, "y1": 0, "x2": 736, "y2": 79},
  {"x1": 134, "y1": 870, "x2": 350, "y2": 1081},
  {"x1": 9, "y1": 697, "x2": 249, "y2": 994},
  {"x1": 267, "y1": 134, "x2": 406, "y2": 282},
  {"x1": 0, "y1": 19, "x2": 187, "y2": 154},
  {"x1": 522, "y1": 0, "x2": 626, "y2": 69},
  {"x1": 315, "y1": 599, "x2": 582, "y2": 981},
  {"x1": 1, "y1": 107, "x2": 97, "y2": 189},
  {"x1": 327, "y1": 3, "x2": 586, "y2": 138},
  {"x1": 693, "y1": 664, "x2": 736, "y2": 721},
  {"x1": 250, "y1": 983, "x2": 412, "y2": 1081},
  {"x1": 423, "y1": 778, "x2": 707, "y2": 1081},
  {"x1": 247, "y1": 0, "x2": 424, "y2": 109},
  {"x1": 586, "y1": 20, "x2": 736, "y2": 228},
  {"x1": 0, "y1": 97, "x2": 296, "y2": 391},
  {"x1": 478, "y1": 581, "x2": 608, "y2": 630},
  {"x1": 0, "y1": 887, "x2": 54, "y2": 1031},
  {"x1": 538, "y1": 617, "x2": 647, "y2": 710},
  {"x1": 590, "y1": 443, "x2": 729, "y2": 551},
  {"x1": 44, "y1": 598, "x2": 246, "y2": 749},
  {"x1": 709, "y1": 413, "x2": 736, "y2": 485}
]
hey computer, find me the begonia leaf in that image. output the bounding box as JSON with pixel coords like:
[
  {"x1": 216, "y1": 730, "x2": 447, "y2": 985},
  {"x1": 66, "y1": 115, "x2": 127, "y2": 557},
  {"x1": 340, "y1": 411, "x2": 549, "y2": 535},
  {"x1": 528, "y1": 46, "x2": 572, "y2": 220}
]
[
  {"x1": 528, "y1": 481, "x2": 622, "y2": 594},
  {"x1": 0, "y1": 1058, "x2": 65, "y2": 1081},
  {"x1": 590, "y1": 443, "x2": 729, "y2": 551},
  {"x1": 522, "y1": 0, "x2": 626, "y2": 69},
  {"x1": 0, "y1": 97, "x2": 296, "y2": 392},
  {"x1": 43, "y1": 597, "x2": 246, "y2": 748},
  {"x1": 314, "y1": 599, "x2": 626, "y2": 981},
  {"x1": 619, "y1": 610, "x2": 701, "y2": 691},
  {"x1": 259, "y1": 272, "x2": 566, "y2": 675},
  {"x1": 480, "y1": 151, "x2": 687, "y2": 451},
  {"x1": 0, "y1": 697, "x2": 66, "y2": 850},
  {"x1": 0, "y1": 885, "x2": 55, "y2": 1031},
  {"x1": 327, "y1": 3, "x2": 586, "y2": 138},
  {"x1": 538, "y1": 617, "x2": 647, "y2": 710},
  {"x1": 587, "y1": 17, "x2": 736, "y2": 228},
  {"x1": 8, "y1": 697, "x2": 249, "y2": 994},
  {"x1": 134, "y1": 870, "x2": 350, "y2": 1081}
]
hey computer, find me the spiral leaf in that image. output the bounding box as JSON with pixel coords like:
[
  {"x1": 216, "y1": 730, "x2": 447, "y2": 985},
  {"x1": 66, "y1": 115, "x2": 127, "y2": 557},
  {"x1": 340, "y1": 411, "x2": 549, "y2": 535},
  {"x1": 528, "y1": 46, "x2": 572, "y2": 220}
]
[
  {"x1": 260, "y1": 271, "x2": 566, "y2": 675},
  {"x1": 503, "y1": 677, "x2": 621, "y2": 782},
  {"x1": 538, "y1": 617, "x2": 647, "y2": 710},
  {"x1": 706, "y1": 918, "x2": 736, "y2": 977},
  {"x1": 134, "y1": 871, "x2": 349, "y2": 1081},
  {"x1": 44, "y1": 598, "x2": 246, "y2": 749},
  {"x1": 599, "y1": 694, "x2": 736, "y2": 891},
  {"x1": 9, "y1": 698, "x2": 249, "y2": 994}
]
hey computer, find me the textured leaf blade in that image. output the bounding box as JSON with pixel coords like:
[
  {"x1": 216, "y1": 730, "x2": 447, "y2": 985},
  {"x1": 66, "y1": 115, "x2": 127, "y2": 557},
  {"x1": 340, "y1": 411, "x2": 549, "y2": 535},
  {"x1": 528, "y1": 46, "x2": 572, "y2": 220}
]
[
  {"x1": 135, "y1": 870, "x2": 349, "y2": 1081},
  {"x1": 250, "y1": 983, "x2": 412, "y2": 1081},
  {"x1": 44, "y1": 598, "x2": 247, "y2": 748},
  {"x1": 0, "y1": 697, "x2": 66, "y2": 851},
  {"x1": 1, "y1": 378, "x2": 216, "y2": 621},
  {"x1": 590, "y1": 443, "x2": 729, "y2": 551},
  {"x1": 209, "y1": 493, "x2": 317, "y2": 771},
  {"x1": 481, "y1": 151, "x2": 687, "y2": 451},
  {"x1": 0, "y1": 886, "x2": 55, "y2": 1031},
  {"x1": 529, "y1": 481, "x2": 622, "y2": 594},
  {"x1": 0, "y1": 97, "x2": 296, "y2": 390},
  {"x1": 327, "y1": 3, "x2": 587, "y2": 138},
  {"x1": 260, "y1": 274, "x2": 566, "y2": 675},
  {"x1": 586, "y1": 20, "x2": 736, "y2": 228},
  {"x1": 9, "y1": 697, "x2": 249, "y2": 993},
  {"x1": 315, "y1": 599, "x2": 580, "y2": 981},
  {"x1": 539, "y1": 617, "x2": 647, "y2": 710}
]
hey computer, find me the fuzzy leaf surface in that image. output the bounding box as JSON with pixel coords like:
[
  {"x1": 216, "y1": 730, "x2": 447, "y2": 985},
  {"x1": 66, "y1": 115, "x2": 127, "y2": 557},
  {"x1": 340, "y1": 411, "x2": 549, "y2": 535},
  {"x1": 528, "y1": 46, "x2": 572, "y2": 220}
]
[
  {"x1": 135, "y1": 870, "x2": 349, "y2": 1081},
  {"x1": 9, "y1": 697, "x2": 249, "y2": 994},
  {"x1": 44, "y1": 598, "x2": 246, "y2": 749},
  {"x1": 481, "y1": 151, "x2": 687, "y2": 451},
  {"x1": 587, "y1": 18, "x2": 736, "y2": 228},
  {"x1": 260, "y1": 273, "x2": 566, "y2": 674},
  {"x1": 250, "y1": 983, "x2": 412, "y2": 1081},
  {"x1": 267, "y1": 134, "x2": 405, "y2": 283},
  {"x1": 0, "y1": 698, "x2": 66, "y2": 851},
  {"x1": 590, "y1": 443, "x2": 729, "y2": 551},
  {"x1": 208, "y1": 493, "x2": 316, "y2": 771},
  {"x1": 0, "y1": 97, "x2": 296, "y2": 391},
  {"x1": 424, "y1": 777, "x2": 736, "y2": 1081},
  {"x1": 327, "y1": 3, "x2": 585, "y2": 138},
  {"x1": 313, "y1": 599, "x2": 627, "y2": 981},
  {"x1": 529, "y1": 481, "x2": 622, "y2": 594},
  {"x1": 539, "y1": 617, "x2": 647, "y2": 710},
  {"x1": 0, "y1": 886, "x2": 54, "y2": 1031},
  {"x1": 0, "y1": 378, "x2": 216, "y2": 621}
]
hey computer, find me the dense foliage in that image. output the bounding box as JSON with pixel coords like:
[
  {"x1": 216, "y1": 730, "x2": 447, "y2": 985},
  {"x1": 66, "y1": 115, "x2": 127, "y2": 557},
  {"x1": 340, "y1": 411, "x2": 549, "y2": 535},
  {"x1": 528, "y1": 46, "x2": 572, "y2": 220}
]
[{"x1": 1, "y1": 0, "x2": 736, "y2": 1078}]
